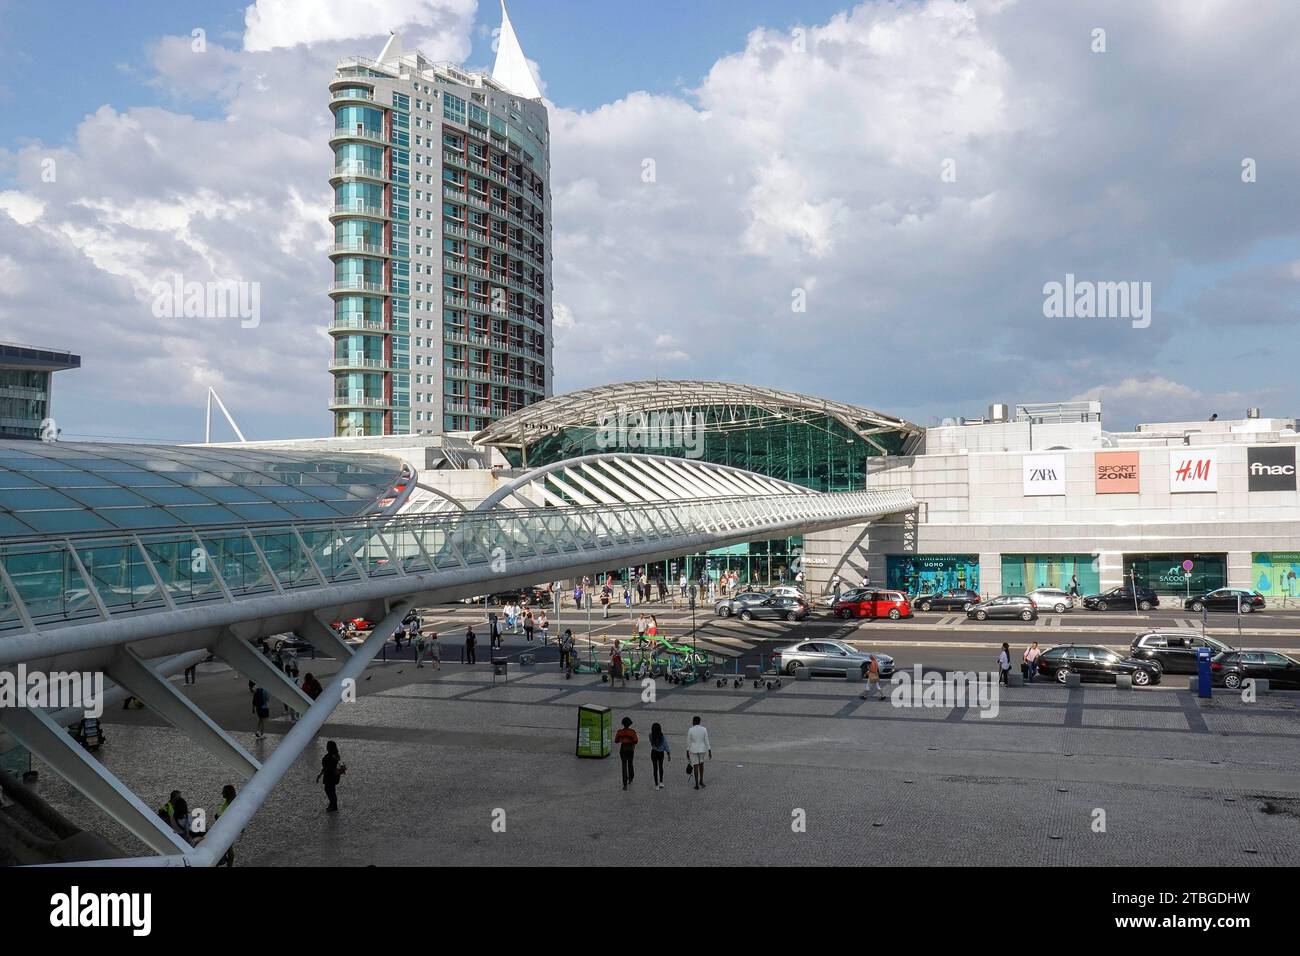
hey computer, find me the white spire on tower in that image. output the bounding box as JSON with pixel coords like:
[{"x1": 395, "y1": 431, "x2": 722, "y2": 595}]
[{"x1": 492, "y1": 0, "x2": 542, "y2": 99}]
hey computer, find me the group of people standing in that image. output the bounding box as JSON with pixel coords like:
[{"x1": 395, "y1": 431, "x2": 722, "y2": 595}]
[
  {"x1": 613, "y1": 715, "x2": 713, "y2": 791},
  {"x1": 995, "y1": 641, "x2": 1046, "y2": 684}
]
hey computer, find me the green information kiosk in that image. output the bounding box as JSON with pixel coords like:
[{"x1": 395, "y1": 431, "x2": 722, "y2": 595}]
[{"x1": 575, "y1": 704, "x2": 612, "y2": 758}]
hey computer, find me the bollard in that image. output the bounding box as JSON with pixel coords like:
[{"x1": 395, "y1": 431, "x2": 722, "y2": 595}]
[
  {"x1": 1115, "y1": 674, "x2": 1133, "y2": 690},
  {"x1": 1063, "y1": 673, "x2": 1082, "y2": 688},
  {"x1": 1246, "y1": 678, "x2": 1270, "y2": 695},
  {"x1": 1007, "y1": 672, "x2": 1024, "y2": 687},
  {"x1": 1186, "y1": 676, "x2": 1198, "y2": 692},
  {"x1": 795, "y1": 667, "x2": 812, "y2": 682}
]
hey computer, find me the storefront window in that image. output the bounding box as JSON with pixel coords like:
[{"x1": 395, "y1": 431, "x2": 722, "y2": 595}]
[
  {"x1": 1123, "y1": 553, "x2": 1226, "y2": 595},
  {"x1": 887, "y1": 555, "x2": 980, "y2": 595},
  {"x1": 1001, "y1": 555, "x2": 1099, "y2": 595},
  {"x1": 1250, "y1": 553, "x2": 1300, "y2": 598}
]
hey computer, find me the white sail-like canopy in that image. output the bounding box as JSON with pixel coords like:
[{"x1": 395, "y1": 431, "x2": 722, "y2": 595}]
[{"x1": 492, "y1": 0, "x2": 542, "y2": 99}]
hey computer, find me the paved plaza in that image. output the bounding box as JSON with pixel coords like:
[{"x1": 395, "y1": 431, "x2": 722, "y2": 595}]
[{"x1": 30, "y1": 650, "x2": 1300, "y2": 866}]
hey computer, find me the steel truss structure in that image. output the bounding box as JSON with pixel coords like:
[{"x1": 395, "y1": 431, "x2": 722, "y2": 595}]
[{"x1": 0, "y1": 454, "x2": 916, "y2": 866}]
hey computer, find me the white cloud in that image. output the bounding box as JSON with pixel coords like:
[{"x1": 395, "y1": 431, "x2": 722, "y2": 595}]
[
  {"x1": 242, "y1": 0, "x2": 476, "y2": 53},
  {"x1": 0, "y1": 191, "x2": 44, "y2": 225}
]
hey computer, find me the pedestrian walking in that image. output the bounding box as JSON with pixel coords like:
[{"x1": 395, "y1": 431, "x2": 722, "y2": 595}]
[
  {"x1": 315, "y1": 740, "x2": 346, "y2": 812},
  {"x1": 860, "y1": 655, "x2": 885, "y2": 700},
  {"x1": 635, "y1": 613, "x2": 648, "y2": 642},
  {"x1": 183, "y1": 662, "x2": 198, "y2": 685},
  {"x1": 487, "y1": 611, "x2": 501, "y2": 651},
  {"x1": 610, "y1": 646, "x2": 626, "y2": 687},
  {"x1": 647, "y1": 615, "x2": 659, "y2": 637},
  {"x1": 998, "y1": 642, "x2": 1012, "y2": 686},
  {"x1": 251, "y1": 685, "x2": 270, "y2": 739},
  {"x1": 537, "y1": 611, "x2": 549, "y2": 645},
  {"x1": 615, "y1": 717, "x2": 638, "y2": 790},
  {"x1": 465, "y1": 625, "x2": 478, "y2": 664},
  {"x1": 428, "y1": 632, "x2": 441, "y2": 671},
  {"x1": 601, "y1": 585, "x2": 611, "y2": 619},
  {"x1": 1024, "y1": 641, "x2": 1041, "y2": 683},
  {"x1": 650, "y1": 722, "x2": 671, "y2": 790},
  {"x1": 686, "y1": 715, "x2": 711, "y2": 790},
  {"x1": 524, "y1": 609, "x2": 535, "y2": 643},
  {"x1": 831, "y1": 573, "x2": 842, "y2": 598}
]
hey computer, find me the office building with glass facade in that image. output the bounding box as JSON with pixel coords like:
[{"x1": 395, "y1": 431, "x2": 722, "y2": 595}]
[
  {"x1": 329, "y1": 5, "x2": 551, "y2": 438},
  {"x1": 0, "y1": 342, "x2": 80, "y2": 441}
]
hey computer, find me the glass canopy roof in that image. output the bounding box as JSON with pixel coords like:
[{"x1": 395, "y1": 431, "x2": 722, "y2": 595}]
[{"x1": 0, "y1": 441, "x2": 406, "y2": 538}]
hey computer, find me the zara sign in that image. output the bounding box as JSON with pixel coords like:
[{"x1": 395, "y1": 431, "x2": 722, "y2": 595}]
[
  {"x1": 1023, "y1": 454, "x2": 1066, "y2": 496},
  {"x1": 1247, "y1": 446, "x2": 1297, "y2": 492}
]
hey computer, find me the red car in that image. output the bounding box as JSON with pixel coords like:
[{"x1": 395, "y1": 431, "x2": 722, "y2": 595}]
[{"x1": 832, "y1": 590, "x2": 912, "y2": 620}]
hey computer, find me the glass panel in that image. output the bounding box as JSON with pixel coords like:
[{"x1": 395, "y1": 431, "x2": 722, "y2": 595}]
[
  {"x1": 74, "y1": 541, "x2": 164, "y2": 613},
  {"x1": 2, "y1": 544, "x2": 98, "y2": 624},
  {"x1": 199, "y1": 530, "x2": 274, "y2": 595},
  {"x1": 299, "y1": 529, "x2": 360, "y2": 583},
  {"x1": 139, "y1": 535, "x2": 226, "y2": 606}
]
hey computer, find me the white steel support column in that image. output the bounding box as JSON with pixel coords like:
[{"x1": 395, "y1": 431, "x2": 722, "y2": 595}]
[
  {"x1": 0, "y1": 703, "x2": 192, "y2": 856},
  {"x1": 105, "y1": 645, "x2": 260, "y2": 778},
  {"x1": 213, "y1": 629, "x2": 314, "y2": 713}
]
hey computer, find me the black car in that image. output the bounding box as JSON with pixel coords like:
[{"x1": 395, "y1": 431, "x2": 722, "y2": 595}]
[
  {"x1": 1129, "y1": 631, "x2": 1234, "y2": 675},
  {"x1": 1081, "y1": 586, "x2": 1160, "y2": 612},
  {"x1": 715, "y1": 590, "x2": 775, "y2": 617},
  {"x1": 1184, "y1": 589, "x2": 1266, "y2": 614},
  {"x1": 469, "y1": 586, "x2": 548, "y2": 606},
  {"x1": 1036, "y1": 644, "x2": 1163, "y2": 686},
  {"x1": 966, "y1": 595, "x2": 1038, "y2": 621},
  {"x1": 914, "y1": 588, "x2": 982, "y2": 613},
  {"x1": 1212, "y1": 651, "x2": 1300, "y2": 689},
  {"x1": 735, "y1": 596, "x2": 809, "y2": 622}
]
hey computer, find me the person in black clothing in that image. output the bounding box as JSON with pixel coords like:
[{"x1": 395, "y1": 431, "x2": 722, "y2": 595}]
[
  {"x1": 465, "y1": 625, "x2": 478, "y2": 664},
  {"x1": 487, "y1": 611, "x2": 501, "y2": 650},
  {"x1": 315, "y1": 740, "x2": 345, "y2": 812}
]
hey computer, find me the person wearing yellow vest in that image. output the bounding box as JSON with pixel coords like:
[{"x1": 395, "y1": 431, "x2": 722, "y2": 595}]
[{"x1": 214, "y1": 784, "x2": 238, "y2": 866}]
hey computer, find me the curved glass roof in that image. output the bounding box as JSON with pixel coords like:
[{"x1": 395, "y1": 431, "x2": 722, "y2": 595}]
[{"x1": 0, "y1": 441, "x2": 406, "y2": 539}]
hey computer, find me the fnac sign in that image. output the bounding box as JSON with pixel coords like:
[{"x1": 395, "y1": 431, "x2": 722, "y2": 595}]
[
  {"x1": 1169, "y1": 449, "x2": 1217, "y2": 493},
  {"x1": 1094, "y1": 451, "x2": 1139, "y2": 494}
]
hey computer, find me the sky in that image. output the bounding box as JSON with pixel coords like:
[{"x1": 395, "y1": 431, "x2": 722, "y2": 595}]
[{"x1": 1, "y1": 0, "x2": 1299, "y2": 443}]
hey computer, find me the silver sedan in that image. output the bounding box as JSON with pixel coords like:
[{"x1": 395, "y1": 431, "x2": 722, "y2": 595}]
[{"x1": 774, "y1": 640, "x2": 894, "y2": 679}]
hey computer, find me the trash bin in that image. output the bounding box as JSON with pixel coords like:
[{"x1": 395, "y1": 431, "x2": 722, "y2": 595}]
[
  {"x1": 492, "y1": 656, "x2": 508, "y2": 681},
  {"x1": 575, "y1": 704, "x2": 612, "y2": 758}
]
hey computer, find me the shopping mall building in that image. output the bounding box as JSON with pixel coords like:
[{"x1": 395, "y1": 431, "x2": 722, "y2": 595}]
[{"x1": 459, "y1": 383, "x2": 1300, "y2": 601}]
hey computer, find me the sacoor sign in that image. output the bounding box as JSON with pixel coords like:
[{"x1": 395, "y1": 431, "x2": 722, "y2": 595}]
[
  {"x1": 1023, "y1": 454, "x2": 1066, "y2": 496},
  {"x1": 1247, "y1": 446, "x2": 1297, "y2": 492},
  {"x1": 1169, "y1": 449, "x2": 1217, "y2": 493},
  {"x1": 1094, "y1": 451, "x2": 1139, "y2": 493}
]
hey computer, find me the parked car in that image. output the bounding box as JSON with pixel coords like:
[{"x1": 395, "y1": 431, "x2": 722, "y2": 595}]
[
  {"x1": 774, "y1": 640, "x2": 894, "y2": 678},
  {"x1": 270, "y1": 633, "x2": 313, "y2": 654},
  {"x1": 735, "y1": 596, "x2": 810, "y2": 622},
  {"x1": 914, "y1": 588, "x2": 983, "y2": 612},
  {"x1": 330, "y1": 617, "x2": 374, "y2": 635},
  {"x1": 967, "y1": 595, "x2": 1038, "y2": 621},
  {"x1": 832, "y1": 590, "x2": 913, "y2": 620},
  {"x1": 1081, "y1": 586, "x2": 1160, "y2": 612},
  {"x1": 1184, "y1": 589, "x2": 1266, "y2": 614},
  {"x1": 1026, "y1": 587, "x2": 1073, "y2": 612},
  {"x1": 715, "y1": 591, "x2": 777, "y2": 617},
  {"x1": 766, "y1": 586, "x2": 806, "y2": 601},
  {"x1": 1211, "y1": 651, "x2": 1300, "y2": 689},
  {"x1": 1128, "y1": 631, "x2": 1235, "y2": 675},
  {"x1": 1035, "y1": 644, "x2": 1163, "y2": 686}
]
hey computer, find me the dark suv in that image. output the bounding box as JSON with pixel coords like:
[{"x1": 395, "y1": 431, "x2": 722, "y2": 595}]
[
  {"x1": 1081, "y1": 586, "x2": 1160, "y2": 612},
  {"x1": 1128, "y1": 631, "x2": 1234, "y2": 675},
  {"x1": 914, "y1": 589, "x2": 982, "y2": 612},
  {"x1": 1184, "y1": 589, "x2": 1265, "y2": 614}
]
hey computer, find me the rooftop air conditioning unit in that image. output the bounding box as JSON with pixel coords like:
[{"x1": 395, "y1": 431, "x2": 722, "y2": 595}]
[
  {"x1": 1246, "y1": 407, "x2": 1261, "y2": 419},
  {"x1": 988, "y1": 403, "x2": 1009, "y2": 423}
]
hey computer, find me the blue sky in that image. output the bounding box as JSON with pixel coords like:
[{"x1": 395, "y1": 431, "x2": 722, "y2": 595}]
[
  {"x1": 2, "y1": 0, "x2": 1300, "y2": 442},
  {"x1": 0, "y1": 0, "x2": 853, "y2": 150}
]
